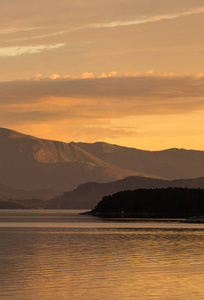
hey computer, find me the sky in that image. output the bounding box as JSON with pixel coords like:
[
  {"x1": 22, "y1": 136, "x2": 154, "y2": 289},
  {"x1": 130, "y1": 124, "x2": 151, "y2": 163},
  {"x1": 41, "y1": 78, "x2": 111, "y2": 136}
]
[{"x1": 1, "y1": 0, "x2": 204, "y2": 150}]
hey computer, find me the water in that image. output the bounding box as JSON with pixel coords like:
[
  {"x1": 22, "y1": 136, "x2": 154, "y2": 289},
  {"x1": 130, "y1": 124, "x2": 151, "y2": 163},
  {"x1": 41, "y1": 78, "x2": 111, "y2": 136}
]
[{"x1": 0, "y1": 210, "x2": 204, "y2": 300}]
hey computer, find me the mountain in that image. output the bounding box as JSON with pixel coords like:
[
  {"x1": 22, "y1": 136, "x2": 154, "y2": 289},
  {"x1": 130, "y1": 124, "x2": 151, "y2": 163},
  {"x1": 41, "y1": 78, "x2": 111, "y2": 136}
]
[
  {"x1": 76, "y1": 142, "x2": 204, "y2": 179},
  {"x1": 47, "y1": 176, "x2": 204, "y2": 209},
  {"x1": 0, "y1": 199, "x2": 39, "y2": 209},
  {"x1": 1, "y1": 127, "x2": 204, "y2": 193},
  {"x1": 0, "y1": 183, "x2": 61, "y2": 201},
  {"x1": 0, "y1": 128, "x2": 146, "y2": 191}
]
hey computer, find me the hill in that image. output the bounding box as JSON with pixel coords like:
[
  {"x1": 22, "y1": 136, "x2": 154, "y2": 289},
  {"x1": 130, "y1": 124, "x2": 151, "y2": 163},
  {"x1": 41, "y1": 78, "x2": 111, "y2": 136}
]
[{"x1": 47, "y1": 176, "x2": 204, "y2": 209}]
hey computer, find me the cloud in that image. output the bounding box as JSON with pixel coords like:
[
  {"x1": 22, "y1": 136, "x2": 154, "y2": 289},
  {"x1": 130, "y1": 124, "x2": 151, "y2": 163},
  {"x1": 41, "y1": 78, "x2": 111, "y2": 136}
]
[
  {"x1": 7, "y1": 5, "x2": 204, "y2": 46},
  {"x1": 63, "y1": 125, "x2": 137, "y2": 141},
  {"x1": 30, "y1": 70, "x2": 179, "y2": 81},
  {"x1": 2, "y1": 2, "x2": 204, "y2": 48},
  {"x1": 0, "y1": 27, "x2": 41, "y2": 35},
  {"x1": 30, "y1": 71, "x2": 119, "y2": 81},
  {"x1": 49, "y1": 73, "x2": 61, "y2": 80},
  {"x1": 1, "y1": 73, "x2": 204, "y2": 116},
  {"x1": 1, "y1": 71, "x2": 204, "y2": 149},
  {"x1": 1, "y1": 0, "x2": 204, "y2": 84},
  {"x1": 195, "y1": 73, "x2": 204, "y2": 79},
  {"x1": 33, "y1": 74, "x2": 43, "y2": 80},
  {"x1": 81, "y1": 72, "x2": 95, "y2": 79},
  {"x1": 32, "y1": 73, "x2": 77, "y2": 81},
  {"x1": 88, "y1": 6, "x2": 204, "y2": 29},
  {"x1": 0, "y1": 43, "x2": 65, "y2": 57},
  {"x1": 0, "y1": 110, "x2": 63, "y2": 124}
]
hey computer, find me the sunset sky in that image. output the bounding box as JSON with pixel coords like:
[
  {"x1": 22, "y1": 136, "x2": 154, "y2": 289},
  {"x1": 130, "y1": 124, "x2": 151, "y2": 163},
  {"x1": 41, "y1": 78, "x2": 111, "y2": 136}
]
[{"x1": 1, "y1": 0, "x2": 204, "y2": 150}]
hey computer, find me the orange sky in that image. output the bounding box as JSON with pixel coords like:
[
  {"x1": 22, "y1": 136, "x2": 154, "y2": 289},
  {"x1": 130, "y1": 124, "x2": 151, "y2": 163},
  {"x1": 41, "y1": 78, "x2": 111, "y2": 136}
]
[{"x1": 1, "y1": 0, "x2": 204, "y2": 150}]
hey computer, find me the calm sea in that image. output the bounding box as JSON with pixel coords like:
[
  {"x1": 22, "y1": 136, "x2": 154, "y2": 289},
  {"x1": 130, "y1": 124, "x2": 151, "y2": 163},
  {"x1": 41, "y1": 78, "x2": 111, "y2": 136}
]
[{"x1": 0, "y1": 210, "x2": 204, "y2": 300}]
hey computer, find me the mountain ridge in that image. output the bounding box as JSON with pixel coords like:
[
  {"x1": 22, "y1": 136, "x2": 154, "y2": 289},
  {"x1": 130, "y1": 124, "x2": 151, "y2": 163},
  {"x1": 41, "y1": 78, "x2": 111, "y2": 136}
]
[
  {"x1": 0, "y1": 128, "x2": 149, "y2": 191},
  {"x1": 47, "y1": 175, "x2": 204, "y2": 209},
  {"x1": 0, "y1": 182, "x2": 61, "y2": 201},
  {"x1": 75, "y1": 141, "x2": 204, "y2": 179},
  {"x1": 1, "y1": 127, "x2": 204, "y2": 192}
]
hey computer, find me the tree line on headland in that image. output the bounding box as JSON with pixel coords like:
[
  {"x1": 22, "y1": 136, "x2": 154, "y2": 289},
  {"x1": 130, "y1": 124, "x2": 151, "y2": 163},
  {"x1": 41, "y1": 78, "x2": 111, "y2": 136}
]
[{"x1": 91, "y1": 188, "x2": 204, "y2": 218}]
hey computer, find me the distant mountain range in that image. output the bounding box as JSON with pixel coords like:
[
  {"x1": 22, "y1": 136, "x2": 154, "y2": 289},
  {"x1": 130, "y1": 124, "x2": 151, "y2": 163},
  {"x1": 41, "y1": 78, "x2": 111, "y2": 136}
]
[
  {"x1": 1, "y1": 175, "x2": 204, "y2": 209},
  {"x1": 47, "y1": 176, "x2": 204, "y2": 209},
  {"x1": 0, "y1": 199, "x2": 38, "y2": 209},
  {"x1": 76, "y1": 142, "x2": 204, "y2": 180},
  {"x1": 0, "y1": 127, "x2": 204, "y2": 194},
  {"x1": 0, "y1": 183, "x2": 61, "y2": 201}
]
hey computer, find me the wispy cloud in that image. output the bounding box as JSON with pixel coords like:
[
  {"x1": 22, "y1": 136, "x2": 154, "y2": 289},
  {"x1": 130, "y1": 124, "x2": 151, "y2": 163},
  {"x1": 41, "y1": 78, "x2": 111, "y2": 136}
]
[
  {"x1": 5, "y1": 6, "x2": 204, "y2": 44},
  {"x1": 0, "y1": 27, "x2": 41, "y2": 35},
  {"x1": 0, "y1": 43, "x2": 65, "y2": 57},
  {"x1": 90, "y1": 6, "x2": 204, "y2": 29}
]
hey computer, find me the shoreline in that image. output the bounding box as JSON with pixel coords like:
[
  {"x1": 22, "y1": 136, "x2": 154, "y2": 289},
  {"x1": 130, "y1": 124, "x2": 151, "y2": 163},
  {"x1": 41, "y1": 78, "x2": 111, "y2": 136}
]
[{"x1": 81, "y1": 211, "x2": 204, "y2": 222}]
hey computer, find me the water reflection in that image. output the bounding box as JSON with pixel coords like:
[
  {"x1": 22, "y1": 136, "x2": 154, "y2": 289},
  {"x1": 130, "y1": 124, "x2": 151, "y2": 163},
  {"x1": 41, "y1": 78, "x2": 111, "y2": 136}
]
[{"x1": 0, "y1": 210, "x2": 204, "y2": 300}]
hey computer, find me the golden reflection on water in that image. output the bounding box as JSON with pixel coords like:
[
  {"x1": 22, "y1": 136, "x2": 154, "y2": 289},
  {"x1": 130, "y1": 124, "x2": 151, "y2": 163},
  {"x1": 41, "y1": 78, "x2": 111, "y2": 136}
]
[{"x1": 0, "y1": 211, "x2": 204, "y2": 300}]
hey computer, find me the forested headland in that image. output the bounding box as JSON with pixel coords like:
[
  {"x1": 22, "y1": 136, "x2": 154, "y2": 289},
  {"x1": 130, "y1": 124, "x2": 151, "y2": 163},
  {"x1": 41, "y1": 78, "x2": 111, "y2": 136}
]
[{"x1": 90, "y1": 188, "x2": 204, "y2": 218}]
